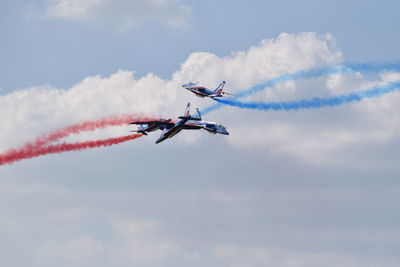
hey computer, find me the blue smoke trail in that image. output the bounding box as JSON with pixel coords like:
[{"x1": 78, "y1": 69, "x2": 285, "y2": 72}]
[
  {"x1": 201, "y1": 66, "x2": 347, "y2": 115},
  {"x1": 201, "y1": 61, "x2": 400, "y2": 115},
  {"x1": 349, "y1": 61, "x2": 400, "y2": 72},
  {"x1": 213, "y1": 81, "x2": 400, "y2": 112}
]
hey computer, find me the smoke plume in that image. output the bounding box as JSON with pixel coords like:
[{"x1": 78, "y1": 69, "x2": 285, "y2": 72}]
[{"x1": 0, "y1": 114, "x2": 158, "y2": 166}]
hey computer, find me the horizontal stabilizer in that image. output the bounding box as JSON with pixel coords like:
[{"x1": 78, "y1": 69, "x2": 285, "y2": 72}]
[
  {"x1": 130, "y1": 130, "x2": 148, "y2": 135},
  {"x1": 178, "y1": 116, "x2": 201, "y2": 121}
]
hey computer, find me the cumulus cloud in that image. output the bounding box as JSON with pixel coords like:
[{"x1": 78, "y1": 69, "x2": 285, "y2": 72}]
[
  {"x1": 227, "y1": 69, "x2": 400, "y2": 164},
  {"x1": 42, "y1": 0, "x2": 192, "y2": 31},
  {"x1": 174, "y1": 32, "x2": 342, "y2": 91},
  {"x1": 1, "y1": 32, "x2": 399, "y2": 164}
]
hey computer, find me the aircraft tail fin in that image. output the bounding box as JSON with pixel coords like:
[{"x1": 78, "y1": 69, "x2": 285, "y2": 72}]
[
  {"x1": 192, "y1": 108, "x2": 202, "y2": 120},
  {"x1": 132, "y1": 124, "x2": 147, "y2": 135},
  {"x1": 184, "y1": 102, "x2": 190, "y2": 117},
  {"x1": 178, "y1": 102, "x2": 191, "y2": 119},
  {"x1": 178, "y1": 102, "x2": 201, "y2": 120},
  {"x1": 214, "y1": 81, "x2": 226, "y2": 94}
]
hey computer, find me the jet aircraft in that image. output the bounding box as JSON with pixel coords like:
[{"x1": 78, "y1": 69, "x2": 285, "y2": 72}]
[
  {"x1": 130, "y1": 103, "x2": 229, "y2": 144},
  {"x1": 182, "y1": 81, "x2": 231, "y2": 98}
]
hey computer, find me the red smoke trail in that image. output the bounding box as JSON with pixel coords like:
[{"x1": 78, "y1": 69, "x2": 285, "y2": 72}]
[
  {"x1": 33, "y1": 114, "x2": 156, "y2": 148},
  {"x1": 0, "y1": 134, "x2": 142, "y2": 166},
  {"x1": 0, "y1": 114, "x2": 159, "y2": 166}
]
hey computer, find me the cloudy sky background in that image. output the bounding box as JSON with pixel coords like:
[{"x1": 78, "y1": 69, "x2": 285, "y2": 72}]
[{"x1": 1, "y1": 1, "x2": 400, "y2": 266}]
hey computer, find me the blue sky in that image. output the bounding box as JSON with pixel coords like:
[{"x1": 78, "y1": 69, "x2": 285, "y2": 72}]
[
  {"x1": 1, "y1": 1, "x2": 400, "y2": 267},
  {"x1": 1, "y1": 0, "x2": 399, "y2": 92}
]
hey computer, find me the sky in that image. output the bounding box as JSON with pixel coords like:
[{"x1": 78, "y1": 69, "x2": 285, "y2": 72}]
[{"x1": 1, "y1": 1, "x2": 400, "y2": 267}]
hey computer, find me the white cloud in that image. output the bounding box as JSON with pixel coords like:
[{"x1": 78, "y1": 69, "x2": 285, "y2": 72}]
[
  {"x1": 37, "y1": 236, "x2": 105, "y2": 262},
  {"x1": 34, "y1": 217, "x2": 183, "y2": 265},
  {"x1": 42, "y1": 0, "x2": 192, "y2": 31},
  {"x1": 114, "y1": 218, "x2": 159, "y2": 236},
  {"x1": 3, "y1": 180, "x2": 399, "y2": 267},
  {"x1": 1, "y1": 32, "x2": 399, "y2": 164},
  {"x1": 112, "y1": 219, "x2": 181, "y2": 263},
  {"x1": 227, "y1": 68, "x2": 400, "y2": 164},
  {"x1": 212, "y1": 244, "x2": 375, "y2": 267},
  {"x1": 174, "y1": 32, "x2": 342, "y2": 91}
]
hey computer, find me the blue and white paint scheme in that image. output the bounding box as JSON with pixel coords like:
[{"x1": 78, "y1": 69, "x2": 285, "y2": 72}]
[
  {"x1": 130, "y1": 102, "x2": 229, "y2": 144},
  {"x1": 182, "y1": 81, "x2": 231, "y2": 98}
]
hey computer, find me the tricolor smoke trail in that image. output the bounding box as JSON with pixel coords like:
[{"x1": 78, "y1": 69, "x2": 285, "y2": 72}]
[
  {"x1": 202, "y1": 61, "x2": 400, "y2": 115},
  {"x1": 2, "y1": 61, "x2": 400, "y2": 166},
  {"x1": 0, "y1": 114, "x2": 158, "y2": 166},
  {"x1": 213, "y1": 81, "x2": 400, "y2": 112}
]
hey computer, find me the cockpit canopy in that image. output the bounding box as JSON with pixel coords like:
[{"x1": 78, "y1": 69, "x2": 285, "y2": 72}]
[{"x1": 182, "y1": 81, "x2": 200, "y2": 88}]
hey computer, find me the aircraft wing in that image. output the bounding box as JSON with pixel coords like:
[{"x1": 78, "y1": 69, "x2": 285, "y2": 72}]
[
  {"x1": 129, "y1": 119, "x2": 175, "y2": 130},
  {"x1": 129, "y1": 120, "x2": 171, "y2": 125}
]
